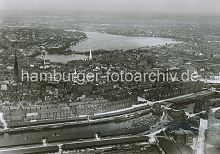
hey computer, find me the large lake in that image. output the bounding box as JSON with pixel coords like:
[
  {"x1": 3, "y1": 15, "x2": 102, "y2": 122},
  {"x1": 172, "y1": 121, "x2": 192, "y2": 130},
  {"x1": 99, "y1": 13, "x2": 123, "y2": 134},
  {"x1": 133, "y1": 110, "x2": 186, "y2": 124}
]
[
  {"x1": 72, "y1": 32, "x2": 176, "y2": 52},
  {"x1": 41, "y1": 31, "x2": 177, "y2": 63}
]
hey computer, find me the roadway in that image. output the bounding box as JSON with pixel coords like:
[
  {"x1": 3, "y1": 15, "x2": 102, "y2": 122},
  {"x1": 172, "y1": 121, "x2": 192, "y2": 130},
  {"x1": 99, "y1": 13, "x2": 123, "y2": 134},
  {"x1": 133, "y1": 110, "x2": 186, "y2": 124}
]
[{"x1": 0, "y1": 135, "x2": 150, "y2": 154}]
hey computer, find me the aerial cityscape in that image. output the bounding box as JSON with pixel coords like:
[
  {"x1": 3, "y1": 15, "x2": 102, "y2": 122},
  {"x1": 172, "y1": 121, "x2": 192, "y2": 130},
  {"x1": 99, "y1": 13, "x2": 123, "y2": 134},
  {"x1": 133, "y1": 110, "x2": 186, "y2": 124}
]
[{"x1": 0, "y1": 0, "x2": 220, "y2": 154}]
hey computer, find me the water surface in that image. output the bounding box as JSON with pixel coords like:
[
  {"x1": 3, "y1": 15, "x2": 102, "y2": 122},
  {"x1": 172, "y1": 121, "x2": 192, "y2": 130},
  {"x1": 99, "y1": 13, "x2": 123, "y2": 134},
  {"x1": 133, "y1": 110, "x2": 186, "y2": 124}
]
[
  {"x1": 72, "y1": 31, "x2": 176, "y2": 52},
  {"x1": 41, "y1": 31, "x2": 177, "y2": 63}
]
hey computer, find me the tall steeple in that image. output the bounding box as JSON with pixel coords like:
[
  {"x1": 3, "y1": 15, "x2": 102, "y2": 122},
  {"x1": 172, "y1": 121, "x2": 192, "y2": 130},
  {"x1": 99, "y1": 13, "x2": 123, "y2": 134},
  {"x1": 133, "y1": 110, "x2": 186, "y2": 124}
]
[
  {"x1": 14, "y1": 51, "x2": 19, "y2": 82},
  {"x1": 89, "y1": 49, "x2": 92, "y2": 60}
]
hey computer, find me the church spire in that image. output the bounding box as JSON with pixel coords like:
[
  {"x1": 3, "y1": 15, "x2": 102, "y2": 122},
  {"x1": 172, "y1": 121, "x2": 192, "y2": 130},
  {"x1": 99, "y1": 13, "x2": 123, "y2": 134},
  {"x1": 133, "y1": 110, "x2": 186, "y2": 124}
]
[
  {"x1": 89, "y1": 49, "x2": 92, "y2": 60},
  {"x1": 14, "y1": 51, "x2": 19, "y2": 82}
]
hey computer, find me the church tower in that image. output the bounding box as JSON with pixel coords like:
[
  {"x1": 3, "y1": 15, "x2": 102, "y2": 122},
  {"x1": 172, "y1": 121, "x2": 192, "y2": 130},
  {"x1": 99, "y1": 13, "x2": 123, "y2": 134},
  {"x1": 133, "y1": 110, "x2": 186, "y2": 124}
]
[{"x1": 14, "y1": 51, "x2": 19, "y2": 82}]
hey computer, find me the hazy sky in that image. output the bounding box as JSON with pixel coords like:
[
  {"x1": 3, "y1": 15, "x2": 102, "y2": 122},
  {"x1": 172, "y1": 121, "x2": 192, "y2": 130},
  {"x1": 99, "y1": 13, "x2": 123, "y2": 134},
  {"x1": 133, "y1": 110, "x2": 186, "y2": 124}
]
[{"x1": 0, "y1": 0, "x2": 220, "y2": 15}]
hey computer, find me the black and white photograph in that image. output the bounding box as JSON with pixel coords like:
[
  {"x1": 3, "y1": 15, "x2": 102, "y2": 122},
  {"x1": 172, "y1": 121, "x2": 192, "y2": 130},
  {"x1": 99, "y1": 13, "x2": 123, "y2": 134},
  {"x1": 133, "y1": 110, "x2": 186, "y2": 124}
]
[{"x1": 0, "y1": 0, "x2": 220, "y2": 154}]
